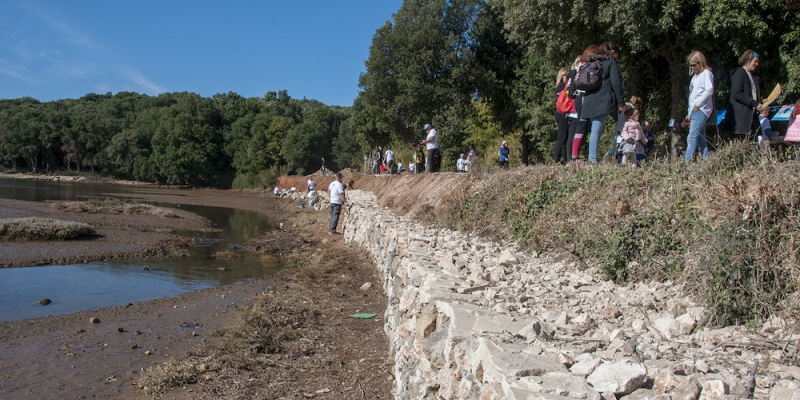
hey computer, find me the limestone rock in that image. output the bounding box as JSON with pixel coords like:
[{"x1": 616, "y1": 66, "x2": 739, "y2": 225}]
[
  {"x1": 653, "y1": 317, "x2": 680, "y2": 339},
  {"x1": 624, "y1": 389, "x2": 672, "y2": 400},
  {"x1": 586, "y1": 359, "x2": 646, "y2": 395},
  {"x1": 699, "y1": 380, "x2": 728, "y2": 400},
  {"x1": 570, "y1": 357, "x2": 602, "y2": 378}
]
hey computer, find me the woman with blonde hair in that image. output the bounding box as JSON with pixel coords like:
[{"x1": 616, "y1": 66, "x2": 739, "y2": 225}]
[{"x1": 685, "y1": 50, "x2": 714, "y2": 162}]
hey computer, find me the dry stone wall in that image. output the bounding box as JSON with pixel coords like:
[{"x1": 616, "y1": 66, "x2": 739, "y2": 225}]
[{"x1": 342, "y1": 190, "x2": 799, "y2": 400}]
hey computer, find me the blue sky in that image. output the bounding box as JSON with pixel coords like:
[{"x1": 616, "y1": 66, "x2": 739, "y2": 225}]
[{"x1": 0, "y1": 1, "x2": 403, "y2": 106}]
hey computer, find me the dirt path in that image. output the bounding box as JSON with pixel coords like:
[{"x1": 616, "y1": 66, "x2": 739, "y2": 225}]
[{"x1": 0, "y1": 184, "x2": 392, "y2": 399}]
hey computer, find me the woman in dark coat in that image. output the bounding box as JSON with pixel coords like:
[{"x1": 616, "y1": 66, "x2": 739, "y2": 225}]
[
  {"x1": 577, "y1": 41, "x2": 625, "y2": 163},
  {"x1": 553, "y1": 67, "x2": 570, "y2": 164},
  {"x1": 727, "y1": 49, "x2": 765, "y2": 137}
]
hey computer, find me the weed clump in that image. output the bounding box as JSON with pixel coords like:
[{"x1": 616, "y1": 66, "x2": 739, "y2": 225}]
[
  {"x1": 51, "y1": 198, "x2": 179, "y2": 218},
  {"x1": 0, "y1": 217, "x2": 96, "y2": 240},
  {"x1": 139, "y1": 291, "x2": 321, "y2": 395}
]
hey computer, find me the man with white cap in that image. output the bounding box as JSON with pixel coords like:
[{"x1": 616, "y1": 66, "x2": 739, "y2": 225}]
[{"x1": 420, "y1": 123, "x2": 439, "y2": 173}]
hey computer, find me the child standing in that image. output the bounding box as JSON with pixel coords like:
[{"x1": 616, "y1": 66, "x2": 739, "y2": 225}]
[{"x1": 620, "y1": 108, "x2": 648, "y2": 167}]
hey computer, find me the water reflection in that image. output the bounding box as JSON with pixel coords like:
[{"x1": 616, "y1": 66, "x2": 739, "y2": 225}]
[{"x1": 0, "y1": 177, "x2": 278, "y2": 322}]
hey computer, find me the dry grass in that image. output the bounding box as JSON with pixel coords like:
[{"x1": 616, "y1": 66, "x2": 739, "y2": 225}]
[
  {"x1": 435, "y1": 142, "x2": 800, "y2": 327},
  {"x1": 0, "y1": 217, "x2": 96, "y2": 240},
  {"x1": 50, "y1": 198, "x2": 180, "y2": 218}
]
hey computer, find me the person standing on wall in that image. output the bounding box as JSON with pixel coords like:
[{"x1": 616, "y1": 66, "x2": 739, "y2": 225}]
[
  {"x1": 498, "y1": 140, "x2": 510, "y2": 169},
  {"x1": 726, "y1": 49, "x2": 765, "y2": 139},
  {"x1": 577, "y1": 41, "x2": 626, "y2": 164},
  {"x1": 328, "y1": 172, "x2": 346, "y2": 235},
  {"x1": 385, "y1": 146, "x2": 395, "y2": 171},
  {"x1": 421, "y1": 124, "x2": 439, "y2": 173},
  {"x1": 685, "y1": 50, "x2": 715, "y2": 162}
]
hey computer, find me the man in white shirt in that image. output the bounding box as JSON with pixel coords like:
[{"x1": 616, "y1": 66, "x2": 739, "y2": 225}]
[
  {"x1": 307, "y1": 177, "x2": 316, "y2": 192},
  {"x1": 420, "y1": 124, "x2": 439, "y2": 173},
  {"x1": 385, "y1": 147, "x2": 394, "y2": 169},
  {"x1": 328, "y1": 172, "x2": 346, "y2": 234}
]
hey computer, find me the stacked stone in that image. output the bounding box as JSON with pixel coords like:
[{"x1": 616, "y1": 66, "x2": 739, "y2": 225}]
[{"x1": 343, "y1": 190, "x2": 800, "y2": 400}]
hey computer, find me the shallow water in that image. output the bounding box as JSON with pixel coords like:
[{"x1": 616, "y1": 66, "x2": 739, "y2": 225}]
[{"x1": 0, "y1": 178, "x2": 279, "y2": 321}]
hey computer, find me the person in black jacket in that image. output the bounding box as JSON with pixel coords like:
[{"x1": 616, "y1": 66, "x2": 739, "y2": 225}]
[
  {"x1": 726, "y1": 49, "x2": 765, "y2": 137},
  {"x1": 576, "y1": 41, "x2": 626, "y2": 163},
  {"x1": 553, "y1": 67, "x2": 571, "y2": 164}
]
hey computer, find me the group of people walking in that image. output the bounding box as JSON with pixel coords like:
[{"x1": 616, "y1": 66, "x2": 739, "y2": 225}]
[{"x1": 552, "y1": 44, "x2": 798, "y2": 165}]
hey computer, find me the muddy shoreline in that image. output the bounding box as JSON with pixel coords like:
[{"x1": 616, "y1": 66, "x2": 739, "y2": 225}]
[{"x1": 0, "y1": 177, "x2": 391, "y2": 399}]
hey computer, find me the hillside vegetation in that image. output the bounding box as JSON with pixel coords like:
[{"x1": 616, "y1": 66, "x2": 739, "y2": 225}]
[{"x1": 364, "y1": 143, "x2": 799, "y2": 328}]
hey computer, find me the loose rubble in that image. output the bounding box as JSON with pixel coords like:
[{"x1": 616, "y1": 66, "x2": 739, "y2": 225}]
[{"x1": 343, "y1": 190, "x2": 800, "y2": 400}]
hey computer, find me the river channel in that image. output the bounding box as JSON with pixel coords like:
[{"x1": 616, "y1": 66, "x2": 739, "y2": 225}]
[{"x1": 0, "y1": 178, "x2": 279, "y2": 322}]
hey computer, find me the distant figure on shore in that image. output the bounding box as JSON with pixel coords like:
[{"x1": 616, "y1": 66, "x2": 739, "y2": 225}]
[
  {"x1": 328, "y1": 172, "x2": 346, "y2": 234},
  {"x1": 421, "y1": 124, "x2": 439, "y2": 173},
  {"x1": 273, "y1": 186, "x2": 280, "y2": 196},
  {"x1": 321, "y1": 157, "x2": 326, "y2": 176}
]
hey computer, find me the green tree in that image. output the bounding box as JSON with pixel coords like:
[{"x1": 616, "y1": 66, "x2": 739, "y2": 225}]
[
  {"x1": 357, "y1": 0, "x2": 483, "y2": 146},
  {"x1": 150, "y1": 93, "x2": 224, "y2": 186}
]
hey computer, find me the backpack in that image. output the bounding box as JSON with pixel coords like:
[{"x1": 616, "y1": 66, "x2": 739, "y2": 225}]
[
  {"x1": 556, "y1": 81, "x2": 576, "y2": 114},
  {"x1": 574, "y1": 60, "x2": 603, "y2": 92}
]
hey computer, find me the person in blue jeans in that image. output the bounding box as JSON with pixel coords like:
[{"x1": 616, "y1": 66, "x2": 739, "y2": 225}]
[
  {"x1": 685, "y1": 50, "x2": 715, "y2": 162},
  {"x1": 577, "y1": 41, "x2": 626, "y2": 163}
]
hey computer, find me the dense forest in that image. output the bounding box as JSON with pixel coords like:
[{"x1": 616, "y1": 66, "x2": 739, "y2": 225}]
[
  {"x1": 2, "y1": 0, "x2": 798, "y2": 186},
  {"x1": 0, "y1": 91, "x2": 357, "y2": 187}
]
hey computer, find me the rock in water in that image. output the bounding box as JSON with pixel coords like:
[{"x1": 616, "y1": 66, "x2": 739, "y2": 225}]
[{"x1": 36, "y1": 298, "x2": 52, "y2": 305}]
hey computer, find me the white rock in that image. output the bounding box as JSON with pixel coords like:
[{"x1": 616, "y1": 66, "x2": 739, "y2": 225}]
[
  {"x1": 699, "y1": 380, "x2": 728, "y2": 400},
  {"x1": 770, "y1": 380, "x2": 800, "y2": 400},
  {"x1": 676, "y1": 313, "x2": 696, "y2": 335},
  {"x1": 586, "y1": 359, "x2": 647, "y2": 395},
  {"x1": 570, "y1": 357, "x2": 602, "y2": 377},
  {"x1": 653, "y1": 317, "x2": 680, "y2": 339},
  {"x1": 631, "y1": 319, "x2": 646, "y2": 332},
  {"x1": 360, "y1": 282, "x2": 373, "y2": 291},
  {"x1": 497, "y1": 249, "x2": 519, "y2": 266}
]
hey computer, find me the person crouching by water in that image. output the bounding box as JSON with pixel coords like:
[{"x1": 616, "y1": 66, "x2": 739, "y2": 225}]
[{"x1": 328, "y1": 172, "x2": 346, "y2": 235}]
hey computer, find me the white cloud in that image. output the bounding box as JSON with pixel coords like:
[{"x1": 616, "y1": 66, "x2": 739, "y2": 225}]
[
  {"x1": 119, "y1": 66, "x2": 166, "y2": 95},
  {"x1": 0, "y1": 58, "x2": 35, "y2": 83}
]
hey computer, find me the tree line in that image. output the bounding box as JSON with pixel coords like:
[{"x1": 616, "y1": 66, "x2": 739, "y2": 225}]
[
  {"x1": 2, "y1": 0, "x2": 797, "y2": 185},
  {"x1": 0, "y1": 91, "x2": 361, "y2": 187}
]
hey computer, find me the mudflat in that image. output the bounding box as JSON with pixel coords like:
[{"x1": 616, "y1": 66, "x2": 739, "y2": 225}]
[{"x1": 0, "y1": 182, "x2": 391, "y2": 399}]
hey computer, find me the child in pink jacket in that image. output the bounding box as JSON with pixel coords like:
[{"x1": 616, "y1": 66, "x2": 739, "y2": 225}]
[
  {"x1": 784, "y1": 100, "x2": 800, "y2": 145},
  {"x1": 620, "y1": 108, "x2": 648, "y2": 166}
]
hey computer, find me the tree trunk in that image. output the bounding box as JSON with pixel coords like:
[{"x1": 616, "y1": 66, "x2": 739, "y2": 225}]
[
  {"x1": 668, "y1": 56, "x2": 686, "y2": 161},
  {"x1": 520, "y1": 131, "x2": 530, "y2": 165}
]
